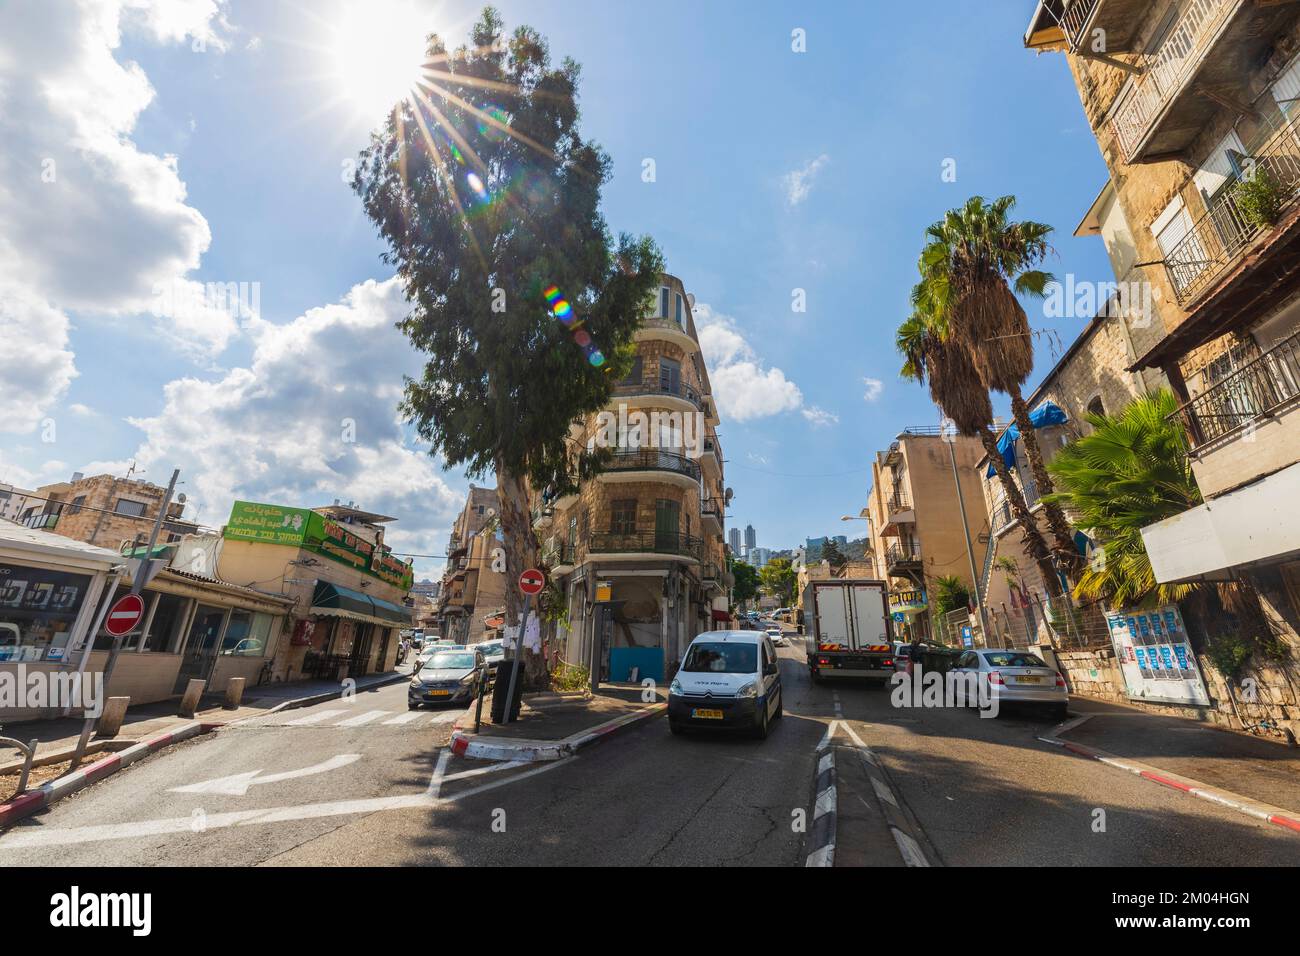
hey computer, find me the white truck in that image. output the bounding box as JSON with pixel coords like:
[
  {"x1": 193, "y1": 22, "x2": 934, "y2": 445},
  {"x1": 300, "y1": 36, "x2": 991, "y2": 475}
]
[{"x1": 802, "y1": 578, "x2": 894, "y2": 684}]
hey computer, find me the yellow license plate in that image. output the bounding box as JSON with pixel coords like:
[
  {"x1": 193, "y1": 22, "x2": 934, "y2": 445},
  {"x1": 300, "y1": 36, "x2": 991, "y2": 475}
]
[
  {"x1": 692, "y1": 708, "x2": 724, "y2": 720},
  {"x1": 426, "y1": 689, "x2": 452, "y2": 697},
  {"x1": 1016, "y1": 676, "x2": 1042, "y2": 684}
]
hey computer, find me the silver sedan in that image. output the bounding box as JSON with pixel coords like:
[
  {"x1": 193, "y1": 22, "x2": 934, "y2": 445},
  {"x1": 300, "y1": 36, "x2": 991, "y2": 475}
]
[{"x1": 949, "y1": 648, "x2": 1069, "y2": 719}]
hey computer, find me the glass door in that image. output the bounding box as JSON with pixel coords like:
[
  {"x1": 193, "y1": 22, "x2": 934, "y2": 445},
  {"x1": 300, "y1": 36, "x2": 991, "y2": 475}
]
[{"x1": 173, "y1": 604, "x2": 227, "y2": 694}]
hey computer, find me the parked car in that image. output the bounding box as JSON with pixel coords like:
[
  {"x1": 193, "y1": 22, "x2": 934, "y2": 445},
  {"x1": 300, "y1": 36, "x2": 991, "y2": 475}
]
[
  {"x1": 669, "y1": 631, "x2": 783, "y2": 739},
  {"x1": 948, "y1": 648, "x2": 1068, "y2": 719},
  {"x1": 474, "y1": 639, "x2": 506, "y2": 676},
  {"x1": 408, "y1": 649, "x2": 485, "y2": 709}
]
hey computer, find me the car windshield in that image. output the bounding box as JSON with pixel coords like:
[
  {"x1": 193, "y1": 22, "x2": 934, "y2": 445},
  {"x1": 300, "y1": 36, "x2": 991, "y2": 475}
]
[
  {"x1": 425, "y1": 653, "x2": 476, "y2": 669},
  {"x1": 478, "y1": 643, "x2": 503, "y2": 655},
  {"x1": 682, "y1": 642, "x2": 757, "y2": 674},
  {"x1": 982, "y1": 652, "x2": 1046, "y2": 667}
]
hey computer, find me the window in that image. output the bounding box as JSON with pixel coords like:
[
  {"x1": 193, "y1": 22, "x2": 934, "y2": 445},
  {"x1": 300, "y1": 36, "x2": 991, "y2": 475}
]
[
  {"x1": 0, "y1": 564, "x2": 94, "y2": 662},
  {"x1": 674, "y1": 292, "x2": 685, "y2": 329},
  {"x1": 114, "y1": 498, "x2": 148, "y2": 517},
  {"x1": 658, "y1": 357, "x2": 681, "y2": 394},
  {"x1": 1193, "y1": 131, "x2": 1247, "y2": 205},
  {"x1": 221, "y1": 610, "x2": 275, "y2": 657},
  {"x1": 567, "y1": 515, "x2": 577, "y2": 548},
  {"x1": 1086, "y1": 396, "x2": 1105, "y2": 418},
  {"x1": 142, "y1": 592, "x2": 189, "y2": 653},
  {"x1": 659, "y1": 286, "x2": 670, "y2": 319},
  {"x1": 610, "y1": 499, "x2": 637, "y2": 535},
  {"x1": 1151, "y1": 195, "x2": 1193, "y2": 258},
  {"x1": 68, "y1": 495, "x2": 86, "y2": 516}
]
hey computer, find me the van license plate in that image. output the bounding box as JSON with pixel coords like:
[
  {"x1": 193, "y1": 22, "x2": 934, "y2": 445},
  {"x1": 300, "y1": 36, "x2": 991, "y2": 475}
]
[{"x1": 692, "y1": 708, "x2": 723, "y2": 720}]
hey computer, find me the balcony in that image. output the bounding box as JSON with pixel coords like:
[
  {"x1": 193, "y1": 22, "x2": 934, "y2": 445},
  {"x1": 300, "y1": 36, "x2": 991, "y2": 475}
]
[
  {"x1": 542, "y1": 540, "x2": 576, "y2": 573},
  {"x1": 587, "y1": 530, "x2": 703, "y2": 562},
  {"x1": 700, "y1": 561, "x2": 723, "y2": 589},
  {"x1": 1109, "y1": 0, "x2": 1297, "y2": 164},
  {"x1": 635, "y1": 314, "x2": 698, "y2": 352},
  {"x1": 612, "y1": 379, "x2": 704, "y2": 411},
  {"x1": 701, "y1": 437, "x2": 722, "y2": 477},
  {"x1": 700, "y1": 498, "x2": 724, "y2": 536},
  {"x1": 1165, "y1": 116, "x2": 1300, "y2": 306},
  {"x1": 531, "y1": 505, "x2": 554, "y2": 531},
  {"x1": 884, "y1": 543, "x2": 923, "y2": 575},
  {"x1": 597, "y1": 449, "x2": 701, "y2": 488},
  {"x1": 1176, "y1": 331, "x2": 1300, "y2": 487},
  {"x1": 1025, "y1": 0, "x2": 1148, "y2": 53},
  {"x1": 21, "y1": 512, "x2": 60, "y2": 530}
]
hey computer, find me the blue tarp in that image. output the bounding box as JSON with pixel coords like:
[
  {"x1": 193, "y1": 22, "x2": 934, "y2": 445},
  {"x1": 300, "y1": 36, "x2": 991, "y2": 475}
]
[{"x1": 986, "y1": 402, "x2": 1069, "y2": 477}]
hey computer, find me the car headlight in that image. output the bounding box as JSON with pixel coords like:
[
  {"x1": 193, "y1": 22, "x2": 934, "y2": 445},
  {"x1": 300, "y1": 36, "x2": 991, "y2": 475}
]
[
  {"x1": 735, "y1": 681, "x2": 757, "y2": 699},
  {"x1": 460, "y1": 672, "x2": 476, "y2": 684},
  {"x1": 669, "y1": 678, "x2": 683, "y2": 696}
]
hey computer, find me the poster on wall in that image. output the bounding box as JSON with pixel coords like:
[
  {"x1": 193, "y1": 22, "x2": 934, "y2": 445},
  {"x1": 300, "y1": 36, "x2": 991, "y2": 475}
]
[{"x1": 1106, "y1": 605, "x2": 1210, "y2": 706}]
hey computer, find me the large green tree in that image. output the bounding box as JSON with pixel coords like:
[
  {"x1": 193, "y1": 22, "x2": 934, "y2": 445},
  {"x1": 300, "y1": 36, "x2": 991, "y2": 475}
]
[
  {"x1": 352, "y1": 7, "x2": 661, "y2": 682},
  {"x1": 730, "y1": 558, "x2": 759, "y2": 610},
  {"x1": 913, "y1": 195, "x2": 1080, "y2": 576},
  {"x1": 759, "y1": 557, "x2": 798, "y2": 606},
  {"x1": 1043, "y1": 390, "x2": 1201, "y2": 607}
]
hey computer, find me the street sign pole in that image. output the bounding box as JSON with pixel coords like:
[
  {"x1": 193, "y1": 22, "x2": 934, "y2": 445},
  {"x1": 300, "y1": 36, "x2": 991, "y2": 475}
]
[{"x1": 505, "y1": 568, "x2": 545, "y2": 724}]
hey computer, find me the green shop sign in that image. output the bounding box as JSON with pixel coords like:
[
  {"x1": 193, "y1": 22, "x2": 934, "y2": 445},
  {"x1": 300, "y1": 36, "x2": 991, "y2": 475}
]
[{"x1": 224, "y1": 501, "x2": 412, "y2": 590}]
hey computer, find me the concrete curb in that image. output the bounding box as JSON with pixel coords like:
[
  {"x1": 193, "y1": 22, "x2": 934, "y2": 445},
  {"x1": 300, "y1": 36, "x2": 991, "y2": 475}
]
[
  {"x1": 1039, "y1": 720, "x2": 1300, "y2": 837},
  {"x1": 246, "y1": 672, "x2": 410, "y2": 716},
  {"x1": 449, "y1": 701, "x2": 666, "y2": 763},
  {"x1": 804, "y1": 746, "x2": 836, "y2": 867},
  {"x1": 842, "y1": 729, "x2": 933, "y2": 867},
  {"x1": 0, "y1": 721, "x2": 211, "y2": 830}
]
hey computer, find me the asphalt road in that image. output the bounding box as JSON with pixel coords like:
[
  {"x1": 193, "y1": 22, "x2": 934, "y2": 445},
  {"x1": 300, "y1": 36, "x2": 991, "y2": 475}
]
[{"x1": 2, "y1": 632, "x2": 1297, "y2": 866}]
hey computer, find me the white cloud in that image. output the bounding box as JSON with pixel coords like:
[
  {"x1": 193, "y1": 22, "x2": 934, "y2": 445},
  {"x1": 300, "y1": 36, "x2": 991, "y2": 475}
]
[
  {"x1": 863, "y1": 377, "x2": 884, "y2": 402},
  {"x1": 0, "y1": 0, "x2": 237, "y2": 431},
  {"x1": 801, "y1": 406, "x2": 839, "y2": 428},
  {"x1": 782, "y1": 154, "x2": 830, "y2": 206},
  {"x1": 122, "y1": 277, "x2": 464, "y2": 573},
  {"x1": 693, "y1": 305, "x2": 804, "y2": 422}
]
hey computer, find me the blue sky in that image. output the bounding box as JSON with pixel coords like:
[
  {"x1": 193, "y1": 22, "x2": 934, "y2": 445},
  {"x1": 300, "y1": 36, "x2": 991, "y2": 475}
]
[{"x1": 0, "y1": 0, "x2": 1114, "y2": 578}]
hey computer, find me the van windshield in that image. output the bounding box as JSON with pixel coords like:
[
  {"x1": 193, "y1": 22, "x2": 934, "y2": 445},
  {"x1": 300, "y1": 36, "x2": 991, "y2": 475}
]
[{"x1": 682, "y1": 642, "x2": 757, "y2": 674}]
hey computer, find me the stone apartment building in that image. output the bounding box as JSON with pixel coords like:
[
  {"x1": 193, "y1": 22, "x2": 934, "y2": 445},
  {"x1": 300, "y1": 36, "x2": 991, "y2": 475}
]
[
  {"x1": 864, "y1": 428, "x2": 989, "y2": 641},
  {"x1": 434, "y1": 485, "x2": 508, "y2": 644},
  {"x1": 533, "y1": 271, "x2": 731, "y2": 684},
  {"x1": 1025, "y1": 0, "x2": 1300, "y2": 670},
  {"x1": 13, "y1": 471, "x2": 198, "y2": 550}
]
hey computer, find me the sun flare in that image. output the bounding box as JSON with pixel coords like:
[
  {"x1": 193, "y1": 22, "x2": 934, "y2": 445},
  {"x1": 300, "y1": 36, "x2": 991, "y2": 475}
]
[{"x1": 329, "y1": 0, "x2": 431, "y2": 120}]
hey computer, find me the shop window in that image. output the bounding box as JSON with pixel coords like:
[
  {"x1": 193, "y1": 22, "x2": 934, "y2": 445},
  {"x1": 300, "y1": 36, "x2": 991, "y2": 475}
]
[
  {"x1": 220, "y1": 610, "x2": 275, "y2": 657},
  {"x1": 142, "y1": 592, "x2": 190, "y2": 653},
  {"x1": 0, "y1": 564, "x2": 94, "y2": 662}
]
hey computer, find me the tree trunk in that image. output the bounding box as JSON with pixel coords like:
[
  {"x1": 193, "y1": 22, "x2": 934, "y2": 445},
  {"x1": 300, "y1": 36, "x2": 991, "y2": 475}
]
[
  {"x1": 979, "y1": 428, "x2": 1062, "y2": 598},
  {"x1": 1006, "y1": 386, "x2": 1081, "y2": 578},
  {"x1": 495, "y1": 464, "x2": 550, "y2": 689}
]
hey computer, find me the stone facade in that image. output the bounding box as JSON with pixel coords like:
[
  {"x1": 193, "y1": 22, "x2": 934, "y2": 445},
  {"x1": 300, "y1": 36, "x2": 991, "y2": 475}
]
[{"x1": 21, "y1": 473, "x2": 196, "y2": 551}]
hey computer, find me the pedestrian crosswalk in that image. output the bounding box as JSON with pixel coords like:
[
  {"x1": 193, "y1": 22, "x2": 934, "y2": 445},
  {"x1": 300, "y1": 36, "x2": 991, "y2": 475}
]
[{"x1": 240, "y1": 707, "x2": 463, "y2": 730}]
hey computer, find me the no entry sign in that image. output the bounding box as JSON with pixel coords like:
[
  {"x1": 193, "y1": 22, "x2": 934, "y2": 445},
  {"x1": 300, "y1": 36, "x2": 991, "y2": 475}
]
[
  {"x1": 519, "y1": 568, "x2": 546, "y2": 595},
  {"x1": 105, "y1": 593, "x2": 146, "y2": 636}
]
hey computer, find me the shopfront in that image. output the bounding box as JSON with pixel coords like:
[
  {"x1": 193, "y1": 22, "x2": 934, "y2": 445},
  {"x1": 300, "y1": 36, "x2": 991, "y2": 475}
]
[{"x1": 301, "y1": 581, "x2": 411, "y2": 679}]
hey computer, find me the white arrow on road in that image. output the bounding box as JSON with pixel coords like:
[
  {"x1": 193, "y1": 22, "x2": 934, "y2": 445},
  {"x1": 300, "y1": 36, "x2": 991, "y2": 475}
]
[{"x1": 168, "y1": 754, "x2": 362, "y2": 796}]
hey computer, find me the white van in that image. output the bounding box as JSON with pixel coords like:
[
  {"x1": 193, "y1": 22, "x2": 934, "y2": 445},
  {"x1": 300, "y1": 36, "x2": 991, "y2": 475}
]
[{"x1": 668, "y1": 631, "x2": 783, "y2": 739}]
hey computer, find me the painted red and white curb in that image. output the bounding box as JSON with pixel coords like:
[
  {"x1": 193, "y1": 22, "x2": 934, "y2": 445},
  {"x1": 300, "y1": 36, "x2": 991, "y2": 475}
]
[
  {"x1": 449, "y1": 701, "x2": 666, "y2": 763},
  {"x1": 1039, "y1": 715, "x2": 1300, "y2": 836},
  {"x1": 804, "y1": 745, "x2": 836, "y2": 867},
  {"x1": 0, "y1": 721, "x2": 216, "y2": 829}
]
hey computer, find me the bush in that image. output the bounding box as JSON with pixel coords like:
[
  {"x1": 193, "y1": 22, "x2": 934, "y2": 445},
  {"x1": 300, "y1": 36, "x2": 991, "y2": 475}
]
[
  {"x1": 551, "y1": 661, "x2": 590, "y2": 693},
  {"x1": 1203, "y1": 631, "x2": 1252, "y2": 679},
  {"x1": 1236, "y1": 168, "x2": 1288, "y2": 229}
]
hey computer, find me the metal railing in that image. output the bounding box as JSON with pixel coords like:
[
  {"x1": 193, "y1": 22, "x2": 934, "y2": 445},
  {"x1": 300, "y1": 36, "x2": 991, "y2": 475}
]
[
  {"x1": 885, "y1": 543, "x2": 923, "y2": 568},
  {"x1": 603, "y1": 448, "x2": 701, "y2": 482},
  {"x1": 21, "y1": 512, "x2": 59, "y2": 530},
  {"x1": 639, "y1": 314, "x2": 692, "y2": 337},
  {"x1": 1111, "y1": 0, "x2": 1235, "y2": 162},
  {"x1": 1177, "y1": 329, "x2": 1300, "y2": 448},
  {"x1": 613, "y1": 379, "x2": 703, "y2": 409},
  {"x1": 700, "y1": 498, "x2": 724, "y2": 524},
  {"x1": 542, "y1": 541, "x2": 575, "y2": 567},
  {"x1": 1165, "y1": 115, "x2": 1300, "y2": 303},
  {"x1": 587, "y1": 530, "x2": 704, "y2": 560},
  {"x1": 888, "y1": 492, "x2": 912, "y2": 513},
  {"x1": 1060, "y1": 0, "x2": 1100, "y2": 48}
]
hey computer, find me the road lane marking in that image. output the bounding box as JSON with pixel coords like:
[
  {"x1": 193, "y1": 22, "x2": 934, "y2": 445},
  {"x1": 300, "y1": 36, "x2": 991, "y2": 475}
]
[
  {"x1": 334, "y1": 710, "x2": 387, "y2": 727},
  {"x1": 816, "y1": 720, "x2": 839, "y2": 751},
  {"x1": 168, "y1": 754, "x2": 362, "y2": 796},
  {"x1": 286, "y1": 710, "x2": 347, "y2": 726},
  {"x1": 382, "y1": 712, "x2": 422, "y2": 725},
  {"x1": 0, "y1": 756, "x2": 576, "y2": 850},
  {"x1": 428, "y1": 711, "x2": 459, "y2": 725}
]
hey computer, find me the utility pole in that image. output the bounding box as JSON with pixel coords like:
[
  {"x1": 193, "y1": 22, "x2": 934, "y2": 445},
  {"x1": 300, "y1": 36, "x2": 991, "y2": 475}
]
[
  {"x1": 946, "y1": 434, "x2": 990, "y2": 648},
  {"x1": 101, "y1": 468, "x2": 179, "y2": 691}
]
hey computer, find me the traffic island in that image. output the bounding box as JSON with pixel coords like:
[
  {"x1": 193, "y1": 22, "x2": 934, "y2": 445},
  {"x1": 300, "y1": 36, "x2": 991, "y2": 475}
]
[{"x1": 450, "y1": 684, "x2": 667, "y2": 762}]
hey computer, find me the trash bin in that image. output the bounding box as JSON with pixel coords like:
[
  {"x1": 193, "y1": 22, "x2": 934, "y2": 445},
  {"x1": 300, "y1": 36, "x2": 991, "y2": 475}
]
[{"x1": 491, "y1": 660, "x2": 523, "y2": 723}]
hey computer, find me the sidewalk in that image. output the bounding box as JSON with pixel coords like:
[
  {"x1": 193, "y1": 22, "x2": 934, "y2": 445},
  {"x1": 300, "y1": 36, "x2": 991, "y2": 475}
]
[
  {"x1": 0, "y1": 669, "x2": 407, "y2": 775},
  {"x1": 1048, "y1": 698, "x2": 1300, "y2": 830},
  {"x1": 450, "y1": 683, "x2": 667, "y2": 761}
]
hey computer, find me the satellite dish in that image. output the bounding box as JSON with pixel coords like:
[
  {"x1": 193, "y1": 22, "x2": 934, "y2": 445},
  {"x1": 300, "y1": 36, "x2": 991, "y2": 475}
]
[
  {"x1": 724, "y1": 488, "x2": 734, "y2": 504},
  {"x1": 176, "y1": 493, "x2": 187, "y2": 504},
  {"x1": 686, "y1": 293, "x2": 695, "y2": 308}
]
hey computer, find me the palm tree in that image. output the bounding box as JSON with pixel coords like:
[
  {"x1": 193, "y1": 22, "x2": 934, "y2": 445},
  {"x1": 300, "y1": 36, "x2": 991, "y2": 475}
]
[
  {"x1": 896, "y1": 308, "x2": 1061, "y2": 593},
  {"x1": 915, "y1": 196, "x2": 1080, "y2": 574},
  {"x1": 1043, "y1": 390, "x2": 1200, "y2": 606}
]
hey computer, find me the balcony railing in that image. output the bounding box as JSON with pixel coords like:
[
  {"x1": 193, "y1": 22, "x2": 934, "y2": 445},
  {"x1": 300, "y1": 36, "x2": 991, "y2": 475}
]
[
  {"x1": 885, "y1": 543, "x2": 923, "y2": 568},
  {"x1": 1060, "y1": 0, "x2": 1100, "y2": 48},
  {"x1": 542, "y1": 541, "x2": 575, "y2": 568},
  {"x1": 613, "y1": 379, "x2": 704, "y2": 409},
  {"x1": 587, "y1": 531, "x2": 703, "y2": 560},
  {"x1": 1110, "y1": 0, "x2": 1235, "y2": 162},
  {"x1": 1177, "y1": 329, "x2": 1300, "y2": 449},
  {"x1": 700, "y1": 498, "x2": 723, "y2": 523},
  {"x1": 1165, "y1": 114, "x2": 1300, "y2": 304},
  {"x1": 888, "y1": 492, "x2": 912, "y2": 513},
  {"x1": 603, "y1": 449, "x2": 701, "y2": 482},
  {"x1": 21, "y1": 512, "x2": 59, "y2": 530},
  {"x1": 639, "y1": 314, "x2": 694, "y2": 339}
]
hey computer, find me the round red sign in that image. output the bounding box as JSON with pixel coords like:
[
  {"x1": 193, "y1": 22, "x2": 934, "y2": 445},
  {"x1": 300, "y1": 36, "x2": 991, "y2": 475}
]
[
  {"x1": 519, "y1": 569, "x2": 546, "y2": 595},
  {"x1": 104, "y1": 593, "x2": 146, "y2": 637}
]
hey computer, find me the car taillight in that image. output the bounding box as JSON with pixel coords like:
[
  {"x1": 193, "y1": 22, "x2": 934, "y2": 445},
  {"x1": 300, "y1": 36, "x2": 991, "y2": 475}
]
[
  {"x1": 989, "y1": 671, "x2": 1004, "y2": 685},
  {"x1": 1055, "y1": 673, "x2": 1066, "y2": 688}
]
